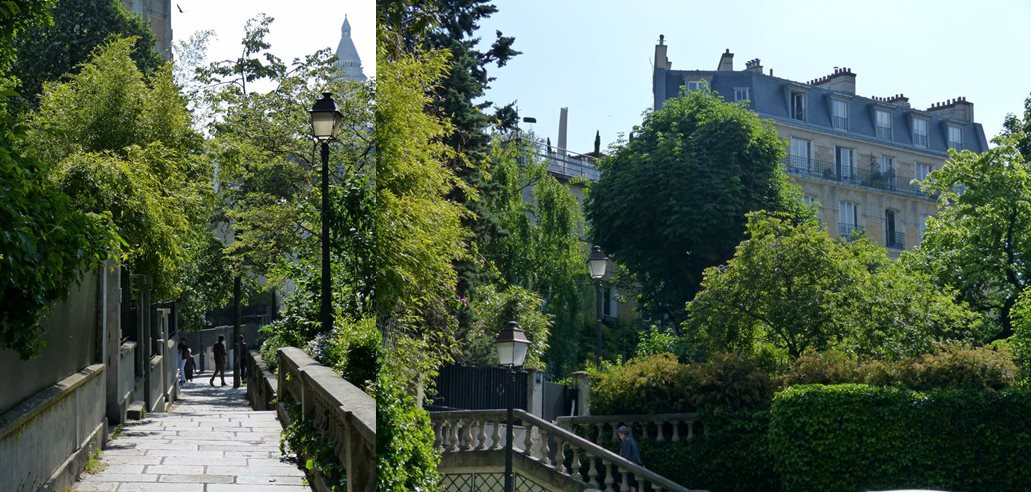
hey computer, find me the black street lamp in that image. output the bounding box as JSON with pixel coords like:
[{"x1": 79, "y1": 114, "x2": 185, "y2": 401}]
[
  {"x1": 587, "y1": 245, "x2": 609, "y2": 358},
  {"x1": 495, "y1": 321, "x2": 530, "y2": 492},
  {"x1": 309, "y1": 92, "x2": 343, "y2": 335}
]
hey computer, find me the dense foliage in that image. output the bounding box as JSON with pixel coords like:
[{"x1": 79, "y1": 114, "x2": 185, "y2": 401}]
[
  {"x1": 918, "y1": 135, "x2": 1031, "y2": 342},
  {"x1": 11, "y1": 0, "x2": 162, "y2": 107},
  {"x1": 0, "y1": 0, "x2": 52, "y2": 119},
  {"x1": 375, "y1": 363, "x2": 440, "y2": 492},
  {"x1": 0, "y1": 133, "x2": 116, "y2": 358},
  {"x1": 770, "y1": 384, "x2": 1031, "y2": 491},
  {"x1": 687, "y1": 212, "x2": 981, "y2": 360},
  {"x1": 588, "y1": 90, "x2": 812, "y2": 327},
  {"x1": 22, "y1": 37, "x2": 209, "y2": 300}
]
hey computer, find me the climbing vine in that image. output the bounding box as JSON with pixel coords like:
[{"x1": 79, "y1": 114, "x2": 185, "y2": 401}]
[{"x1": 280, "y1": 400, "x2": 347, "y2": 491}]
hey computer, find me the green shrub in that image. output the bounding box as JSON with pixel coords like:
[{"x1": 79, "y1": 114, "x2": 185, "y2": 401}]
[
  {"x1": 375, "y1": 363, "x2": 440, "y2": 491},
  {"x1": 635, "y1": 326, "x2": 692, "y2": 361},
  {"x1": 687, "y1": 352, "x2": 775, "y2": 414},
  {"x1": 590, "y1": 353, "x2": 694, "y2": 414},
  {"x1": 781, "y1": 349, "x2": 860, "y2": 386},
  {"x1": 637, "y1": 410, "x2": 778, "y2": 492},
  {"x1": 893, "y1": 344, "x2": 1018, "y2": 390},
  {"x1": 334, "y1": 316, "x2": 380, "y2": 391},
  {"x1": 769, "y1": 384, "x2": 1031, "y2": 492}
]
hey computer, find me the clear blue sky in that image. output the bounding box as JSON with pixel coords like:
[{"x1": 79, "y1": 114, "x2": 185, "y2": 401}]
[{"x1": 478, "y1": 0, "x2": 1031, "y2": 153}]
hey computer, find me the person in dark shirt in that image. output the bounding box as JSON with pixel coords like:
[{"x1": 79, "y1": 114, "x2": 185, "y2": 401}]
[
  {"x1": 617, "y1": 425, "x2": 643, "y2": 466},
  {"x1": 210, "y1": 335, "x2": 227, "y2": 387},
  {"x1": 184, "y1": 348, "x2": 195, "y2": 383}
]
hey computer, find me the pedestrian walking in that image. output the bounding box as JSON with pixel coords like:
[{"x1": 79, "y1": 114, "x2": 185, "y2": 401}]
[
  {"x1": 210, "y1": 335, "x2": 228, "y2": 387},
  {"x1": 177, "y1": 338, "x2": 188, "y2": 384},
  {"x1": 184, "y1": 348, "x2": 195, "y2": 383},
  {"x1": 617, "y1": 425, "x2": 643, "y2": 466}
]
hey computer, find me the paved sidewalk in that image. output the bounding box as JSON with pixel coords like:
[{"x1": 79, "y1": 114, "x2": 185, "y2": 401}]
[{"x1": 75, "y1": 379, "x2": 309, "y2": 492}]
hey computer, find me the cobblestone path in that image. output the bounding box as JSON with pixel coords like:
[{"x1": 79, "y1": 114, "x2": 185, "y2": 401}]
[{"x1": 74, "y1": 380, "x2": 309, "y2": 491}]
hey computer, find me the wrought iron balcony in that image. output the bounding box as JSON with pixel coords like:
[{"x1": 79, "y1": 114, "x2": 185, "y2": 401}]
[
  {"x1": 832, "y1": 116, "x2": 849, "y2": 131},
  {"x1": 838, "y1": 222, "x2": 864, "y2": 240},
  {"x1": 913, "y1": 133, "x2": 928, "y2": 147},
  {"x1": 521, "y1": 137, "x2": 602, "y2": 182},
  {"x1": 782, "y1": 156, "x2": 926, "y2": 198},
  {"x1": 886, "y1": 230, "x2": 905, "y2": 249}
]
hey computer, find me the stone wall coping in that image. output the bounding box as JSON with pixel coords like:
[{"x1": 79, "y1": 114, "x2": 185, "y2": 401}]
[
  {"x1": 298, "y1": 361, "x2": 376, "y2": 438},
  {"x1": 557, "y1": 412, "x2": 699, "y2": 425},
  {"x1": 0, "y1": 363, "x2": 105, "y2": 441}
]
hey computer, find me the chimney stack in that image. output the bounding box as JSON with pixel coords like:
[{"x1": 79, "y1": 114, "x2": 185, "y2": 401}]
[
  {"x1": 717, "y1": 48, "x2": 734, "y2": 71},
  {"x1": 926, "y1": 97, "x2": 974, "y2": 122},
  {"x1": 558, "y1": 107, "x2": 569, "y2": 157},
  {"x1": 654, "y1": 34, "x2": 671, "y2": 70},
  {"x1": 744, "y1": 58, "x2": 763, "y2": 73},
  {"x1": 808, "y1": 67, "x2": 856, "y2": 95},
  {"x1": 594, "y1": 130, "x2": 601, "y2": 155}
]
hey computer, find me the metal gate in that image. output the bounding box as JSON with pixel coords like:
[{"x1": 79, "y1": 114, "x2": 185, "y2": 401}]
[
  {"x1": 431, "y1": 365, "x2": 528, "y2": 411},
  {"x1": 542, "y1": 381, "x2": 574, "y2": 422}
]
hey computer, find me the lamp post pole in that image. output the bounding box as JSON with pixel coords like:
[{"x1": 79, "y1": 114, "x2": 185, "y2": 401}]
[
  {"x1": 505, "y1": 365, "x2": 515, "y2": 492},
  {"x1": 320, "y1": 140, "x2": 331, "y2": 334},
  {"x1": 310, "y1": 92, "x2": 343, "y2": 335},
  {"x1": 587, "y1": 246, "x2": 609, "y2": 359},
  {"x1": 495, "y1": 321, "x2": 530, "y2": 492}
]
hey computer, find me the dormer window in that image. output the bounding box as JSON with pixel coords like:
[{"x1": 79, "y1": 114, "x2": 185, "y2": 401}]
[
  {"x1": 734, "y1": 87, "x2": 750, "y2": 101},
  {"x1": 831, "y1": 99, "x2": 849, "y2": 131},
  {"x1": 913, "y1": 118, "x2": 928, "y2": 147},
  {"x1": 791, "y1": 92, "x2": 806, "y2": 121},
  {"x1": 686, "y1": 80, "x2": 709, "y2": 92},
  {"x1": 948, "y1": 126, "x2": 963, "y2": 149},
  {"x1": 875, "y1": 109, "x2": 892, "y2": 140}
]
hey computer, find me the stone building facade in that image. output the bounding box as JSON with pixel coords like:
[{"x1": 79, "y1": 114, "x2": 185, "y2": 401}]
[
  {"x1": 653, "y1": 38, "x2": 989, "y2": 252},
  {"x1": 122, "y1": 0, "x2": 172, "y2": 59}
]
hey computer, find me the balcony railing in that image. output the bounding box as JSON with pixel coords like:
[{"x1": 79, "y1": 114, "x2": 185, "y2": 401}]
[
  {"x1": 782, "y1": 156, "x2": 926, "y2": 198},
  {"x1": 522, "y1": 137, "x2": 602, "y2": 182},
  {"x1": 838, "y1": 222, "x2": 864, "y2": 240},
  {"x1": 886, "y1": 230, "x2": 905, "y2": 249},
  {"x1": 913, "y1": 133, "x2": 928, "y2": 147},
  {"x1": 832, "y1": 116, "x2": 849, "y2": 131},
  {"x1": 876, "y1": 126, "x2": 892, "y2": 140}
]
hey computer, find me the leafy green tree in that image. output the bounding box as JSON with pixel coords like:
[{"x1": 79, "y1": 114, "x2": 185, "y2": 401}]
[
  {"x1": 0, "y1": 0, "x2": 53, "y2": 120},
  {"x1": 22, "y1": 37, "x2": 208, "y2": 299},
  {"x1": 687, "y1": 212, "x2": 980, "y2": 360},
  {"x1": 589, "y1": 90, "x2": 812, "y2": 328},
  {"x1": 11, "y1": 0, "x2": 162, "y2": 107},
  {"x1": 475, "y1": 137, "x2": 591, "y2": 374},
  {"x1": 0, "y1": 132, "x2": 117, "y2": 358},
  {"x1": 919, "y1": 135, "x2": 1031, "y2": 342},
  {"x1": 459, "y1": 283, "x2": 552, "y2": 370}
]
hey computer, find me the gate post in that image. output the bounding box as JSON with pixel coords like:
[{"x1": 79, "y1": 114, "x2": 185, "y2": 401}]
[{"x1": 572, "y1": 371, "x2": 590, "y2": 416}]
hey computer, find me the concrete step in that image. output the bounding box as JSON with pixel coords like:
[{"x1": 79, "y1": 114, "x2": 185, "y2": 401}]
[{"x1": 126, "y1": 402, "x2": 145, "y2": 421}]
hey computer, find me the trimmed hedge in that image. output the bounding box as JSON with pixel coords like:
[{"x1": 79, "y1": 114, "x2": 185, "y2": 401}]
[
  {"x1": 770, "y1": 384, "x2": 1031, "y2": 492},
  {"x1": 635, "y1": 410, "x2": 778, "y2": 492}
]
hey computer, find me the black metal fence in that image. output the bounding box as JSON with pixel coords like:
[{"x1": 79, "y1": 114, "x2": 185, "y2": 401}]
[{"x1": 430, "y1": 365, "x2": 528, "y2": 411}]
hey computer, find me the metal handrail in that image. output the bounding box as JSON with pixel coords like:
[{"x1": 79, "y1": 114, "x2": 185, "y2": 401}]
[{"x1": 782, "y1": 156, "x2": 926, "y2": 198}]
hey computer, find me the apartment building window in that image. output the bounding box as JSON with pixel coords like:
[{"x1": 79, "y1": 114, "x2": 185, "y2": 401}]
[
  {"x1": 604, "y1": 286, "x2": 619, "y2": 318},
  {"x1": 686, "y1": 80, "x2": 709, "y2": 92},
  {"x1": 880, "y1": 156, "x2": 895, "y2": 174},
  {"x1": 915, "y1": 163, "x2": 933, "y2": 182},
  {"x1": 832, "y1": 99, "x2": 849, "y2": 130},
  {"x1": 802, "y1": 194, "x2": 816, "y2": 207},
  {"x1": 948, "y1": 125, "x2": 963, "y2": 149},
  {"x1": 789, "y1": 137, "x2": 812, "y2": 173},
  {"x1": 913, "y1": 118, "x2": 928, "y2": 147},
  {"x1": 734, "y1": 87, "x2": 750, "y2": 101},
  {"x1": 836, "y1": 146, "x2": 854, "y2": 181},
  {"x1": 918, "y1": 214, "x2": 930, "y2": 243},
  {"x1": 885, "y1": 209, "x2": 903, "y2": 249},
  {"x1": 838, "y1": 201, "x2": 861, "y2": 239},
  {"x1": 875, "y1": 109, "x2": 892, "y2": 139},
  {"x1": 791, "y1": 92, "x2": 806, "y2": 121}
]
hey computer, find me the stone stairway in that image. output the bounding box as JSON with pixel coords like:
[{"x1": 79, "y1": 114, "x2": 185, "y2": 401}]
[{"x1": 74, "y1": 380, "x2": 309, "y2": 492}]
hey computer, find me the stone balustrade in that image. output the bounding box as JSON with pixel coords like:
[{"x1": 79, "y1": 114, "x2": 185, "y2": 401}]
[
  {"x1": 430, "y1": 409, "x2": 704, "y2": 492},
  {"x1": 277, "y1": 347, "x2": 376, "y2": 492},
  {"x1": 556, "y1": 413, "x2": 704, "y2": 447},
  {"x1": 245, "y1": 349, "x2": 277, "y2": 410}
]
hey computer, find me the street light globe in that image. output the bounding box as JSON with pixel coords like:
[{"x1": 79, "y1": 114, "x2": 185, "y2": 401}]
[
  {"x1": 587, "y1": 245, "x2": 608, "y2": 280},
  {"x1": 310, "y1": 92, "x2": 343, "y2": 141},
  {"x1": 495, "y1": 321, "x2": 530, "y2": 368}
]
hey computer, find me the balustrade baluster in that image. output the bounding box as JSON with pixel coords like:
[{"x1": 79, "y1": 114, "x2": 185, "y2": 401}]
[
  {"x1": 432, "y1": 421, "x2": 443, "y2": 451},
  {"x1": 576, "y1": 448, "x2": 590, "y2": 483},
  {"x1": 460, "y1": 417, "x2": 474, "y2": 451},
  {"x1": 477, "y1": 417, "x2": 488, "y2": 450},
  {"x1": 523, "y1": 422, "x2": 535, "y2": 457},
  {"x1": 656, "y1": 419, "x2": 665, "y2": 442},
  {"x1": 491, "y1": 417, "x2": 503, "y2": 450},
  {"x1": 620, "y1": 471, "x2": 632, "y2": 492},
  {"x1": 671, "y1": 420, "x2": 681, "y2": 442},
  {"x1": 587, "y1": 455, "x2": 600, "y2": 487},
  {"x1": 603, "y1": 462, "x2": 616, "y2": 492},
  {"x1": 539, "y1": 429, "x2": 551, "y2": 465},
  {"x1": 687, "y1": 420, "x2": 694, "y2": 439},
  {"x1": 554, "y1": 438, "x2": 566, "y2": 474},
  {"x1": 595, "y1": 423, "x2": 605, "y2": 445},
  {"x1": 447, "y1": 418, "x2": 460, "y2": 452}
]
